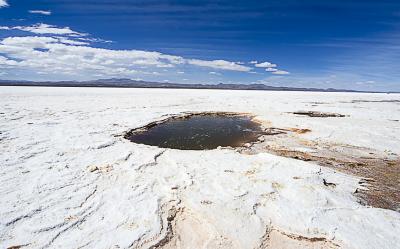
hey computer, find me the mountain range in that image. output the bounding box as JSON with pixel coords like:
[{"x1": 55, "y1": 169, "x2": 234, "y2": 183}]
[{"x1": 0, "y1": 78, "x2": 391, "y2": 93}]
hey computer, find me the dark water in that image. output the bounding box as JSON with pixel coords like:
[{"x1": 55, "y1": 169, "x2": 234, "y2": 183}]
[{"x1": 126, "y1": 114, "x2": 264, "y2": 150}]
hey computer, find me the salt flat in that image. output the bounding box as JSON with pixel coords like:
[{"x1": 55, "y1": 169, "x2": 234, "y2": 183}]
[{"x1": 0, "y1": 86, "x2": 399, "y2": 249}]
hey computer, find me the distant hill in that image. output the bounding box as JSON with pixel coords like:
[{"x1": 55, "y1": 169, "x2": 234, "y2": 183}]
[{"x1": 0, "y1": 78, "x2": 384, "y2": 93}]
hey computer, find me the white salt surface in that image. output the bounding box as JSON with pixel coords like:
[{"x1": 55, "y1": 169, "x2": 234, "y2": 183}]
[{"x1": 0, "y1": 86, "x2": 399, "y2": 248}]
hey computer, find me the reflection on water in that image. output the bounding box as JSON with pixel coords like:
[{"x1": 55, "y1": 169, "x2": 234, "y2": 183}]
[{"x1": 126, "y1": 114, "x2": 264, "y2": 150}]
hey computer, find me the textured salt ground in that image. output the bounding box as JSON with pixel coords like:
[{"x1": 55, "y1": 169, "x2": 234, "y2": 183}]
[{"x1": 0, "y1": 86, "x2": 400, "y2": 249}]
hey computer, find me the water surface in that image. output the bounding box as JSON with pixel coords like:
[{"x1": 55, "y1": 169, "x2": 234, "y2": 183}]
[{"x1": 126, "y1": 114, "x2": 264, "y2": 150}]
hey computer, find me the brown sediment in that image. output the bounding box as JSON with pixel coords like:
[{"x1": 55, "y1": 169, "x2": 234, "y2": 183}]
[
  {"x1": 289, "y1": 128, "x2": 312, "y2": 134},
  {"x1": 323, "y1": 178, "x2": 337, "y2": 187},
  {"x1": 125, "y1": 112, "x2": 399, "y2": 211},
  {"x1": 263, "y1": 127, "x2": 288, "y2": 136},
  {"x1": 7, "y1": 246, "x2": 29, "y2": 249},
  {"x1": 137, "y1": 204, "x2": 342, "y2": 249},
  {"x1": 258, "y1": 228, "x2": 340, "y2": 249},
  {"x1": 261, "y1": 147, "x2": 400, "y2": 211},
  {"x1": 237, "y1": 120, "x2": 400, "y2": 212},
  {"x1": 291, "y1": 111, "x2": 346, "y2": 118},
  {"x1": 137, "y1": 205, "x2": 236, "y2": 249}
]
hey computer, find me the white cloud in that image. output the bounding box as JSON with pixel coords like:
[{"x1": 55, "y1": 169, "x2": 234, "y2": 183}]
[
  {"x1": 0, "y1": 36, "x2": 182, "y2": 76},
  {"x1": 76, "y1": 37, "x2": 113, "y2": 44},
  {"x1": 0, "y1": 0, "x2": 8, "y2": 8},
  {"x1": 56, "y1": 37, "x2": 89, "y2": 46},
  {"x1": 272, "y1": 70, "x2": 290, "y2": 75},
  {"x1": 209, "y1": 71, "x2": 222, "y2": 75},
  {"x1": 255, "y1": 61, "x2": 277, "y2": 68},
  {"x1": 188, "y1": 59, "x2": 251, "y2": 72},
  {"x1": 0, "y1": 23, "x2": 86, "y2": 36},
  {"x1": 0, "y1": 24, "x2": 295, "y2": 81},
  {"x1": 0, "y1": 35, "x2": 255, "y2": 80},
  {"x1": 356, "y1": 80, "x2": 375, "y2": 85},
  {"x1": 29, "y1": 10, "x2": 52, "y2": 15},
  {"x1": 21, "y1": 23, "x2": 85, "y2": 36},
  {"x1": 0, "y1": 55, "x2": 19, "y2": 66}
]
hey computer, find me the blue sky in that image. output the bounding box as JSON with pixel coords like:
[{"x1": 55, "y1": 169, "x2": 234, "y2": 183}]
[{"x1": 0, "y1": 0, "x2": 400, "y2": 91}]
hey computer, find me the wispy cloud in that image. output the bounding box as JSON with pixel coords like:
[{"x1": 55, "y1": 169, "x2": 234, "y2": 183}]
[
  {"x1": 253, "y1": 61, "x2": 277, "y2": 68},
  {"x1": 0, "y1": 0, "x2": 8, "y2": 8},
  {"x1": 55, "y1": 37, "x2": 89, "y2": 45},
  {"x1": 0, "y1": 33, "x2": 257, "y2": 81},
  {"x1": 272, "y1": 70, "x2": 290, "y2": 75},
  {"x1": 29, "y1": 10, "x2": 52, "y2": 15},
  {"x1": 251, "y1": 60, "x2": 290, "y2": 75},
  {"x1": 188, "y1": 59, "x2": 251, "y2": 72},
  {"x1": 0, "y1": 36, "x2": 181, "y2": 77},
  {"x1": 257, "y1": 72, "x2": 399, "y2": 91},
  {"x1": 0, "y1": 23, "x2": 86, "y2": 36},
  {"x1": 0, "y1": 22, "x2": 293, "y2": 82},
  {"x1": 209, "y1": 71, "x2": 222, "y2": 75}
]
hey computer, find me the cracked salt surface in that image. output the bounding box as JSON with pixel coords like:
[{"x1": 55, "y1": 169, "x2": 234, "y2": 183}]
[{"x1": 0, "y1": 86, "x2": 399, "y2": 249}]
